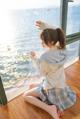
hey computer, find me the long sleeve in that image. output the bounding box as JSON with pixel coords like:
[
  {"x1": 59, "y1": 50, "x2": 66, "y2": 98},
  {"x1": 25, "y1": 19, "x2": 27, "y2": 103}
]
[{"x1": 31, "y1": 57, "x2": 48, "y2": 76}]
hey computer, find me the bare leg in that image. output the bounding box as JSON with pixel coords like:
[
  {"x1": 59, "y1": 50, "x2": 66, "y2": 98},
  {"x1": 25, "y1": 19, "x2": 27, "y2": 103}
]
[{"x1": 23, "y1": 88, "x2": 60, "y2": 119}]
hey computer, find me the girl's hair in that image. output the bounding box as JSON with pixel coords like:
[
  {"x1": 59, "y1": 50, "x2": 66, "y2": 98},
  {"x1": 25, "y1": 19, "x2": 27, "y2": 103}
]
[{"x1": 40, "y1": 28, "x2": 66, "y2": 49}]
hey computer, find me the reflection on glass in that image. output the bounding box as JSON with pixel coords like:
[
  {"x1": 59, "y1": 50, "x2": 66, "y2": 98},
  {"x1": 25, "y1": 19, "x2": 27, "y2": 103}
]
[{"x1": 67, "y1": 1, "x2": 80, "y2": 35}]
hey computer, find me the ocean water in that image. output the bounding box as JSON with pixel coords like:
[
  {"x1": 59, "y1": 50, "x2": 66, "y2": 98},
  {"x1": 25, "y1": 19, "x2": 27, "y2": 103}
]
[{"x1": 0, "y1": 5, "x2": 80, "y2": 89}]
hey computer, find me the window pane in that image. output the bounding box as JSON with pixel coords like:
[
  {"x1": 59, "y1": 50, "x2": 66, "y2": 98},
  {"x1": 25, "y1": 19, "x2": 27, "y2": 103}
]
[
  {"x1": 67, "y1": 0, "x2": 80, "y2": 35},
  {"x1": 66, "y1": 40, "x2": 79, "y2": 66},
  {"x1": 0, "y1": 1, "x2": 61, "y2": 101}
]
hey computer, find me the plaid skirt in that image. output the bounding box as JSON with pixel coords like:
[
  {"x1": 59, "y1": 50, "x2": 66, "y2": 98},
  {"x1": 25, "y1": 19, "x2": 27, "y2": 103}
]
[{"x1": 37, "y1": 85, "x2": 76, "y2": 111}]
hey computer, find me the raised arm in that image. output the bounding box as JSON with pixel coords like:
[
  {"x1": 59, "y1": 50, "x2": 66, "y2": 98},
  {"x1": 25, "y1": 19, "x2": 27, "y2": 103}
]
[{"x1": 36, "y1": 21, "x2": 55, "y2": 30}]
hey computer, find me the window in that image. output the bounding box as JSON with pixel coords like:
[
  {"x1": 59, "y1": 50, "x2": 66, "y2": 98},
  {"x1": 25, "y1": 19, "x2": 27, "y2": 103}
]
[
  {"x1": 67, "y1": 0, "x2": 80, "y2": 35},
  {"x1": 0, "y1": 0, "x2": 61, "y2": 101}
]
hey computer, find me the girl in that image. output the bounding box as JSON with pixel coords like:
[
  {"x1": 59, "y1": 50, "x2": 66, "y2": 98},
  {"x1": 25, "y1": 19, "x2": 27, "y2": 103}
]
[{"x1": 23, "y1": 21, "x2": 76, "y2": 119}]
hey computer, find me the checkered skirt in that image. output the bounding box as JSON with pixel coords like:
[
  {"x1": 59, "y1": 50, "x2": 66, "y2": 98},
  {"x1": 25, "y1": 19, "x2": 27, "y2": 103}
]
[{"x1": 38, "y1": 86, "x2": 76, "y2": 111}]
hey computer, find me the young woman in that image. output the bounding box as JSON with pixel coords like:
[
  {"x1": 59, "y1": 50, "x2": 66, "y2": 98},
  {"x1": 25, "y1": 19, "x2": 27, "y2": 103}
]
[{"x1": 23, "y1": 21, "x2": 76, "y2": 119}]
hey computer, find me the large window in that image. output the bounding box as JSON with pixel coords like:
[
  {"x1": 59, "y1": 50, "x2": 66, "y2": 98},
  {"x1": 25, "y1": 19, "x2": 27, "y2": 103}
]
[
  {"x1": 0, "y1": 0, "x2": 61, "y2": 101},
  {"x1": 0, "y1": 0, "x2": 80, "y2": 103}
]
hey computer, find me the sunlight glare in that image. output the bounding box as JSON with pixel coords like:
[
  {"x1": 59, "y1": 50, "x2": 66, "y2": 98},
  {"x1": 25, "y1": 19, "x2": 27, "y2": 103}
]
[{"x1": 0, "y1": 10, "x2": 15, "y2": 46}]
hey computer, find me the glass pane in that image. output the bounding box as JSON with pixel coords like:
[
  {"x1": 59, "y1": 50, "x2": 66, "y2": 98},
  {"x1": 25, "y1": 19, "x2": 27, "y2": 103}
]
[
  {"x1": 0, "y1": 1, "x2": 61, "y2": 101},
  {"x1": 66, "y1": 40, "x2": 79, "y2": 66},
  {"x1": 66, "y1": 0, "x2": 80, "y2": 35}
]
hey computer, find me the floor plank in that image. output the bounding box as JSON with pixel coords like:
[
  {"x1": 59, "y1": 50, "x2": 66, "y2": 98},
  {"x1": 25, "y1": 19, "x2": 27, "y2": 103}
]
[{"x1": 0, "y1": 60, "x2": 80, "y2": 119}]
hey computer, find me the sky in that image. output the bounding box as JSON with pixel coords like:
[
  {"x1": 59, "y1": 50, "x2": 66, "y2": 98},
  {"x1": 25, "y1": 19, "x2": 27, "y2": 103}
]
[{"x1": 0, "y1": 0, "x2": 80, "y2": 9}]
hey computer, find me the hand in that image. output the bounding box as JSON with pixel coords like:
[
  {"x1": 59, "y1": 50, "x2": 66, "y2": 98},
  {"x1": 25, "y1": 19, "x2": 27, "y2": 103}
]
[
  {"x1": 36, "y1": 20, "x2": 55, "y2": 30},
  {"x1": 35, "y1": 20, "x2": 46, "y2": 30},
  {"x1": 30, "y1": 51, "x2": 36, "y2": 59}
]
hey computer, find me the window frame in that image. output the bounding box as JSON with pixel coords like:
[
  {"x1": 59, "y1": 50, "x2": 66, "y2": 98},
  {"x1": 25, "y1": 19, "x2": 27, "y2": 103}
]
[
  {"x1": 0, "y1": 76, "x2": 7, "y2": 105},
  {"x1": 60, "y1": 0, "x2": 80, "y2": 59}
]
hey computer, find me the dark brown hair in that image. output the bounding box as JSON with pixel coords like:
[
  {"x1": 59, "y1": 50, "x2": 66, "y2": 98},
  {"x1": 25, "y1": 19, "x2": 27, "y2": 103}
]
[{"x1": 40, "y1": 28, "x2": 66, "y2": 49}]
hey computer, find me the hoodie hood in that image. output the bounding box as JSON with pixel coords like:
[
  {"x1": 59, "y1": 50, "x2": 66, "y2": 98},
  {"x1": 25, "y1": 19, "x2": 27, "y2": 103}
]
[{"x1": 40, "y1": 49, "x2": 67, "y2": 65}]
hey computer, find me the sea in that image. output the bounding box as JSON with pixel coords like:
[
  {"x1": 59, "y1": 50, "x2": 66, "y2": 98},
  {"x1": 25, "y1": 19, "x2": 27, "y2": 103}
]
[{"x1": 0, "y1": 5, "x2": 80, "y2": 89}]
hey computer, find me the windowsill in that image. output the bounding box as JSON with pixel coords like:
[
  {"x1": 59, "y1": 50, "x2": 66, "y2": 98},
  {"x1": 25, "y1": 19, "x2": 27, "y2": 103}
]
[
  {"x1": 6, "y1": 86, "x2": 28, "y2": 101},
  {"x1": 6, "y1": 76, "x2": 42, "y2": 102},
  {"x1": 64, "y1": 57, "x2": 79, "y2": 68},
  {"x1": 6, "y1": 57, "x2": 79, "y2": 102}
]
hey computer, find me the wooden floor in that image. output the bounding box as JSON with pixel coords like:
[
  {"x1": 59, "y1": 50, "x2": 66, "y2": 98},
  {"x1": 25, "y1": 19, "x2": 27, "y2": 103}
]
[{"x1": 0, "y1": 61, "x2": 80, "y2": 119}]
